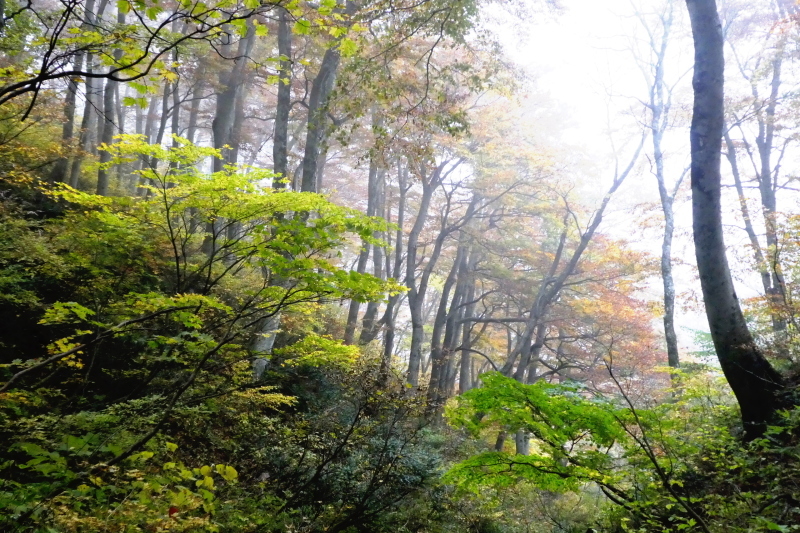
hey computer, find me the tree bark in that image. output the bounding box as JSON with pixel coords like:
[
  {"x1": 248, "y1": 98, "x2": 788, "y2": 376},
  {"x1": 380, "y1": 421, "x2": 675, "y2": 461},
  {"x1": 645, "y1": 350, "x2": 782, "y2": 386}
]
[
  {"x1": 298, "y1": 1, "x2": 356, "y2": 192},
  {"x1": 212, "y1": 22, "x2": 256, "y2": 170},
  {"x1": 643, "y1": 0, "x2": 681, "y2": 368},
  {"x1": 273, "y1": 6, "x2": 292, "y2": 188},
  {"x1": 378, "y1": 163, "x2": 408, "y2": 371},
  {"x1": 96, "y1": 9, "x2": 125, "y2": 196},
  {"x1": 360, "y1": 165, "x2": 388, "y2": 345},
  {"x1": 458, "y1": 273, "x2": 477, "y2": 394},
  {"x1": 426, "y1": 246, "x2": 467, "y2": 405},
  {"x1": 186, "y1": 78, "x2": 203, "y2": 145},
  {"x1": 685, "y1": 0, "x2": 784, "y2": 438},
  {"x1": 50, "y1": 51, "x2": 84, "y2": 182},
  {"x1": 300, "y1": 46, "x2": 340, "y2": 193},
  {"x1": 405, "y1": 164, "x2": 441, "y2": 385}
]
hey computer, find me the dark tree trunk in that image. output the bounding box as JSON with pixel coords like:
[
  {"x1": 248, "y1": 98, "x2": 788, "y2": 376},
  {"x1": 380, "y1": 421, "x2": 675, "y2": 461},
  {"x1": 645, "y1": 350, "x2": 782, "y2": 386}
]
[
  {"x1": 405, "y1": 169, "x2": 437, "y2": 386},
  {"x1": 96, "y1": 10, "x2": 125, "y2": 196},
  {"x1": 344, "y1": 240, "x2": 370, "y2": 344},
  {"x1": 95, "y1": 76, "x2": 116, "y2": 195},
  {"x1": 427, "y1": 246, "x2": 467, "y2": 405},
  {"x1": 300, "y1": 46, "x2": 340, "y2": 193},
  {"x1": 685, "y1": 0, "x2": 784, "y2": 438},
  {"x1": 170, "y1": 66, "x2": 181, "y2": 142},
  {"x1": 298, "y1": 1, "x2": 355, "y2": 192},
  {"x1": 144, "y1": 81, "x2": 174, "y2": 174},
  {"x1": 458, "y1": 274, "x2": 477, "y2": 394},
  {"x1": 51, "y1": 51, "x2": 84, "y2": 182},
  {"x1": 273, "y1": 6, "x2": 292, "y2": 188},
  {"x1": 68, "y1": 51, "x2": 96, "y2": 186},
  {"x1": 360, "y1": 166, "x2": 388, "y2": 345},
  {"x1": 212, "y1": 23, "x2": 255, "y2": 170},
  {"x1": 186, "y1": 78, "x2": 203, "y2": 145},
  {"x1": 379, "y1": 164, "x2": 408, "y2": 371},
  {"x1": 203, "y1": 24, "x2": 255, "y2": 256}
]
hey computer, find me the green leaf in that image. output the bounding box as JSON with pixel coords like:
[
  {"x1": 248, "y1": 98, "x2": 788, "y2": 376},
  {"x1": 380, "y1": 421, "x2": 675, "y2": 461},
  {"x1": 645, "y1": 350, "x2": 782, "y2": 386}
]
[
  {"x1": 293, "y1": 19, "x2": 311, "y2": 35},
  {"x1": 339, "y1": 37, "x2": 357, "y2": 57}
]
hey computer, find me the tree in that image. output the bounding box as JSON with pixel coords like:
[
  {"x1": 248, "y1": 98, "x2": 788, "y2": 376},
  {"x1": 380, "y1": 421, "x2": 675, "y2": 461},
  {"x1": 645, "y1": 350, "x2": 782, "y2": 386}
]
[
  {"x1": 685, "y1": 0, "x2": 784, "y2": 438},
  {"x1": 633, "y1": 0, "x2": 690, "y2": 369},
  {"x1": 722, "y1": 0, "x2": 800, "y2": 336}
]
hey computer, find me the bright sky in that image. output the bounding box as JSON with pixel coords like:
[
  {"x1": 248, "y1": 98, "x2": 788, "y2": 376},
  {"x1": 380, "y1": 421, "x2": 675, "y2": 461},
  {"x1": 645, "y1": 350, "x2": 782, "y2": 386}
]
[{"x1": 491, "y1": 0, "x2": 709, "y2": 352}]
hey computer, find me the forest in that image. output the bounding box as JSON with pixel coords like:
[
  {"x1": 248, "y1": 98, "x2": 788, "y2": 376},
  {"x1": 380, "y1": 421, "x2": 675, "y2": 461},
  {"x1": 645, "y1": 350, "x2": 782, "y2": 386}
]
[{"x1": 1, "y1": 0, "x2": 800, "y2": 530}]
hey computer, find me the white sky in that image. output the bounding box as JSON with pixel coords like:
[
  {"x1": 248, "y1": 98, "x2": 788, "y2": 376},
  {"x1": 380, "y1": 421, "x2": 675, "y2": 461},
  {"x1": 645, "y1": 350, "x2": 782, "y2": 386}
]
[
  {"x1": 489, "y1": 0, "x2": 712, "y2": 352},
  {"x1": 488, "y1": 0, "x2": 800, "y2": 357}
]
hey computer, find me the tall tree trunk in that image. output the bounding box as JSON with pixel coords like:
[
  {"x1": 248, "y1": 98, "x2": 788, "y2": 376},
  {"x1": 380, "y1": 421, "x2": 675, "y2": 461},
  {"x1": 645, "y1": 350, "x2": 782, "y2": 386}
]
[
  {"x1": 427, "y1": 246, "x2": 467, "y2": 406},
  {"x1": 51, "y1": 51, "x2": 84, "y2": 182},
  {"x1": 724, "y1": 132, "x2": 774, "y2": 307},
  {"x1": 251, "y1": 15, "x2": 291, "y2": 366},
  {"x1": 203, "y1": 24, "x2": 255, "y2": 257},
  {"x1": 212, "y1": 23, "x2": 255, "y2": 170},
  {"x1": 379, "y1": 164, "x2": 408, "y2": 371},
  {"x1": 300, "y1": 47, "x2": 340, "y2": 193},
  {"x1": 68, "y1": 0, "x2": 97, "y2": 189},
  {"x1": 753, "y1": 39, "x2": 787, "y2": 332},
  {"x1": 685, "y1": 0, "x2": 784, "y2": 438},
  {"x1": 644, "y1": 0, "x2": 680, "y2": 368},
  {"x1": 406, "y1": 160, "x2": 462, "y2": 385},
  {"x1": 273, "y1": 6, "x2": 292, "y2": 189},
  {"x1": 299, "y1": 1, "x2": 355, "y2": 192},
  {"x1": 358, "y1": 167, "x2": 386, "y2": 344},
  {"x1": 345, "y1": 126, "x2": 383, "y2": 343},
  {"x1": 405, "y1": 173, "x2": 436, "y2": 386},
  {"x1": 144, "y1": 82, "x2": 174, "y2": 175},
  {"x1": 186, "y1": 78, "x2": 203, "y2": 145},
  {"x1": 96, "y1": 9, "x2": 125, "y2": 196},
  {"x1": 458, "y1": 275, "x2": 477, "y2": 394}
]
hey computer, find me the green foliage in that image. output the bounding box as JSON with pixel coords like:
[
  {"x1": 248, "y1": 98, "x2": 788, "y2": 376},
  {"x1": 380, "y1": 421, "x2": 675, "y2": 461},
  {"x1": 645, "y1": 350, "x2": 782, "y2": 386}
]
[
  {"x1": 446, "y1": 367, "x2": 800, "y2": 532},
  {"x1": 2, "y1": 440, "x2": 240, "y2": 532},
  {"x1": 446, "y1": 372, "x2": 625, "y2": 493},
  {"x1": 0, "y1": 137, "x2": 409, "y2": 531}
]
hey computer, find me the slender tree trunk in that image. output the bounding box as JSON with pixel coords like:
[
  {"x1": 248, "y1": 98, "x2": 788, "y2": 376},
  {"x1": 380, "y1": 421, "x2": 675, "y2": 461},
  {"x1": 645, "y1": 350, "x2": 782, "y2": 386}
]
[
  {"x1": 405, "y1": 160, "x2": 464, "y2": 385},
  {"x1": 724, "y1": 132, "x2": 781, "y2": 333},
  {"x1": 51, "y1": 51, "x2": 84, "y2": 182},
  {"x1": 344, "y1": 243, "x2": 371, "y2": 344},
  {"x1": 359, "y1": 167, "x2": 386, "y2": 344},
  {"x1": 96, "y1": 10, "x2": 125, "y2": 196},
  {"x1": 186, "y1": 78, "x2": 203, "y2": 145},
  {"x1": 406, "y1": 175, "x2": 436, "y2": 386},
  {"x1": 427, "y1": 246, "x2": 466, "y2": 404},
  {"x1": 643, "y1": 1, "x2": 681, "y2": 368},
  {"x1": 273, "y1": 6, "x2": 292, "y2": 188},
  {"x1": 685, "y1": 0, "x2": 784, "y2": 438},
  {"x1": 68, "y1": 5, "x2": 97, "y2": 189},
  {"x1": 115, "y1": 83, "x2": 124, "y2": 135},
  {"x1": 379, "y1": 164, "x2": 408, "y2": 371},
  {"x1": 754, "y1": 42, "x2": 787, "y2": 332},
  {"x1": 653, "y1": 123, "x2": 680, "y2": 369},
  {"x1": 170, "y1": 66, "x2": 181, "y2": 142},
  {"x1": 345, "y1": 132, "x2": 383, "y2": 343},
  {"x1": 300, "y1": 47, "x2": 340, "y2": 193},
  {"x1": 299, "y1": 1, "x2": 355, "y2": 192},
  {"x1": 458, "y1": 276, "x2": 477, "y2": 394}
]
